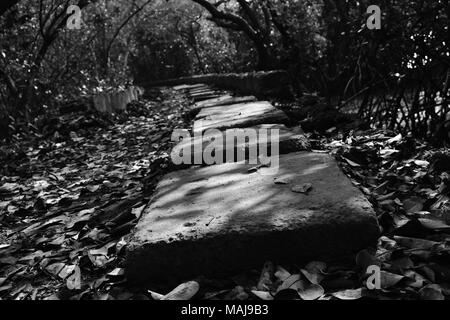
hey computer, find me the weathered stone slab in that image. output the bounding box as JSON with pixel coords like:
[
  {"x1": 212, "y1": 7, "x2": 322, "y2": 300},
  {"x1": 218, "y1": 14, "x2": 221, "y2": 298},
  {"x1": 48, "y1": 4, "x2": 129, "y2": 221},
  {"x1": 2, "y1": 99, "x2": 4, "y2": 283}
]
[
  {"x1": 194, "y1": 101, "x2": 290, "y2": 133},
  {"x1": 192, "y1": 94, "x2": 234, "y2": 105},
  {"x1": 172, "y1": 124, "x2": 310, "y2": 166},
  {"x1": 189, "y1": 95, "x2": 257, "y2": 116},
  {"x1": 126, "y1": 152, "x2": 380, "y2": 283}
]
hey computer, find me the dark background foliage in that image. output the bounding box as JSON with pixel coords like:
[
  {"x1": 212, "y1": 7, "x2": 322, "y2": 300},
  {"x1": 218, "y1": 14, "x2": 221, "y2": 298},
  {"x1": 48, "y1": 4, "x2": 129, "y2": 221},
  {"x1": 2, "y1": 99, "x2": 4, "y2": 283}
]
[{"x1": 0, "y1": 0, "x2": 449, "y2": 143}]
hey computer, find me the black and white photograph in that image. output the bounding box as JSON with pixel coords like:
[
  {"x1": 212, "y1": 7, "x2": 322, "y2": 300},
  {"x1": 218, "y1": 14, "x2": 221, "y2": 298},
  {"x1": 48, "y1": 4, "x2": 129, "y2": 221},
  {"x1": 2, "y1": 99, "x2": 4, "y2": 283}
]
[{"x1": 0, "y1": 0, "x2": 449, "y2": 308}]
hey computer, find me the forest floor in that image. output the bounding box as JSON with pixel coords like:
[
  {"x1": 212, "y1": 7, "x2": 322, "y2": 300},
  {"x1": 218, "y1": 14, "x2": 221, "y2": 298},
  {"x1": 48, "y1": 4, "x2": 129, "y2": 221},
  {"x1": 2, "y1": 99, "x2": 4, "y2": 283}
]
[{"x1": 1, "y1": 87, "x2": 450, "y2": 300}]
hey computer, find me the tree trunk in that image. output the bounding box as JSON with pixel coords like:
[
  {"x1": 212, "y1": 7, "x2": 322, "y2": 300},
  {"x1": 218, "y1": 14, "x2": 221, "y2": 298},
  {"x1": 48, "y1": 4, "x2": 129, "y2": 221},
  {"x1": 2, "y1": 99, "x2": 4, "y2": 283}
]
[{"x1": 254, "y1": 40, "x2": 273, "y2": 70}]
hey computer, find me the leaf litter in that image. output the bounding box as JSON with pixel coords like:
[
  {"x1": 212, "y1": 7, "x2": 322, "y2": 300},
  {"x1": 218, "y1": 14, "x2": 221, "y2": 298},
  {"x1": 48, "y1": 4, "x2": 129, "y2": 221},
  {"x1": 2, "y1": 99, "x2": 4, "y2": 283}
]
[
  {"x1": 2, "y1": 88, "x2": 450, "y2": 300},
  {"x1": 0, "y1": 88, "x2": 192, "y2": 300}
]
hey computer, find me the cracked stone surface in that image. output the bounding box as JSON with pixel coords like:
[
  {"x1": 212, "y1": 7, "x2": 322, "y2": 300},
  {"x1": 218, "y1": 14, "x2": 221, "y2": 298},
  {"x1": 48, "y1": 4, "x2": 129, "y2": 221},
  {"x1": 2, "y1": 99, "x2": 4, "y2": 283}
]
[
  {"x1": 126, "y1": 152, "x2": 380, "y2": 283},
  {"x1": 193, "y1": 101, "x2": 290, "y2": 133}
]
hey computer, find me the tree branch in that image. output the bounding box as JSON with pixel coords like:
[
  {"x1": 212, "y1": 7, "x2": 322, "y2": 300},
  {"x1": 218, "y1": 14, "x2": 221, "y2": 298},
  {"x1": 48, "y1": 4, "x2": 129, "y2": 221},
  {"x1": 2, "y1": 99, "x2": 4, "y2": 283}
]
[
  {"x1": 190, "y1": 0, "x2": 258, "y2": 40},
  {"x1": 105, "y1": 0, "x2": 153, "y2": 59}
]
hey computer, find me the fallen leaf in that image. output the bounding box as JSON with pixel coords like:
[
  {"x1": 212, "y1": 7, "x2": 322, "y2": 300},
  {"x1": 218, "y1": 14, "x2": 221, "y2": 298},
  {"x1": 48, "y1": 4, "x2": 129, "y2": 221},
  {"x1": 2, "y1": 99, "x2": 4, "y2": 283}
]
[
  {"x1": 291, "y1": 183, "x2": 313, "y2": 194},
  {"x1": 419, "y1": 284, "x2": 445, "y2": 300},
  {"x1": 274, "y1": 266, "x2": 291, "y2": 282},
  {"x1": 414, "y1": 160, "x2": 430, "y2": 168},
  {"x1": 302, "y1": 261, "x2": 327, "y2": 284},
  {"x1": 33, "y1": 180, "x2": 50, "y2": 192},
  {"x1": 161, "y1": 281, "x2": 199, "y2": 300},
  {"x1": 298, "y1": 284, "x2": 325, "y2": 300},
  {"x1": 274, "y1": 177, "x2": 290, "y2": 185},
  {"x1": 66, "y1": 266, "x2": 81, "y2": 290},
  {"x1": 403, "y1": 197, "x2": 425, "y2": 214},
  {"x1": 131, "y1": 204, "x2": 146, "y2": 219},
  {"x1": 148, "y1": 290, "x2": 165, "y2": 300},
  {"x1": 251, "y1": 291, "x2": 274, "y2": 301},
  {"x1": 380, "y1": 271, "x2": 405, "y2": 289},
  {"x1": 45, "y1": 263, "x2": 65, "y2": 277},
  {"x1": 394, "y1": 236, "x2": 440, "y2": 251},
  {"x1": 257, "y1": 261, "x2": 274, "y2": 291},
  {"x1": 343, "y1": 157, "x2": 361, "y2": 167},
  {"x1": 331, "y1": 288, "x2": 363, "y2": 300},
  {"x1": 418, "y1": 218, "x2": 450, "y2": 231},
  {"x1": 224, "y1": 286, "x2": 249, "y2": 300},
  {"x1": 107, "y1": 268, "x2": 125, "y2": 277},
  {"x1": 403, "y1": 270, "x2": 428, "y2": 289},
  {"x1": 277, "y1": 274, "x2": 303, "y2": 292},
  {"x1": 386, "y1": 134, "x2": 402, "y2": 145}
]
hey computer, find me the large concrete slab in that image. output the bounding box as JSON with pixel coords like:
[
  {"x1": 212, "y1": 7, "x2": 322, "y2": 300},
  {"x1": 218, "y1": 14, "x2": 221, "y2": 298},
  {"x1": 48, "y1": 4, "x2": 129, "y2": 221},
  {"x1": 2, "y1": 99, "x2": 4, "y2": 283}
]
[
  {"x1": 194, "y1": 101, "x2": 290, "y2": 133},
  {"x1": 172, "y1": 124, "x2": 310, "y2": 167},
  {"x1": 189, "y1": 95, "x2": 257, "y2": 116},
  {"x1": 126, "y1": 152, "x2": 380, "y2": 283},
  {"x1": 192, "y1": 94, "x2": 234, "y2": 107}
]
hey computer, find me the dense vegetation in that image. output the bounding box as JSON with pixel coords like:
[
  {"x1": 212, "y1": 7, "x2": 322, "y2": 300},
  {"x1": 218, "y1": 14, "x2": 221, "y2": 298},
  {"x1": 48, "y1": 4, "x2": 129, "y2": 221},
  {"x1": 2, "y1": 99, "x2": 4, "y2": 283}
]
[
  {"x1": 0, "y1": 0, "x2": 450, "y2": 301},
  {"x1": 0, "y1": 0, "x2": 449, "y2": 143}
]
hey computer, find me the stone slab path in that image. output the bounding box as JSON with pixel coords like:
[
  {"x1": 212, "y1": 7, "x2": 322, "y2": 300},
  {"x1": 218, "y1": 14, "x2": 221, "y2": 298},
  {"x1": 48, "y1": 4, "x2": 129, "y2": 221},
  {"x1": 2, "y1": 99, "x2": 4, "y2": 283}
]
[
  {"x1": 189, "y1": 95, "x2": 257, "y2": 116},
  {"x1": 173, "y1": 124, "x2": 310, "y2": 166},
  {"x1": 126, "y1": 84, "x2": 380, "y2": 283},
  {"x1": 194, "y1": 101, "x2": 290, "y2": 133}
]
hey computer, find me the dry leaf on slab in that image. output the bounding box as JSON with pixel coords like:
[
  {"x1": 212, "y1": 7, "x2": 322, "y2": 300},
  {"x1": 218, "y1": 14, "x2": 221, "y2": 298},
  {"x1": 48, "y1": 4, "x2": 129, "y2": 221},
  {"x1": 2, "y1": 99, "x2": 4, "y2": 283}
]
[
  {"x1": 274, "y1": 177, "x2": 291, "y2": 185},
  {"x1": 161, "y1": 281, "x2": 200, "y2": 301},
  {"x1": 291, "y1": 183, "x2": 313, "y2": 194},
  {"x1": 131, "y1": 204, "x2": 146, "y2": 219}
]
